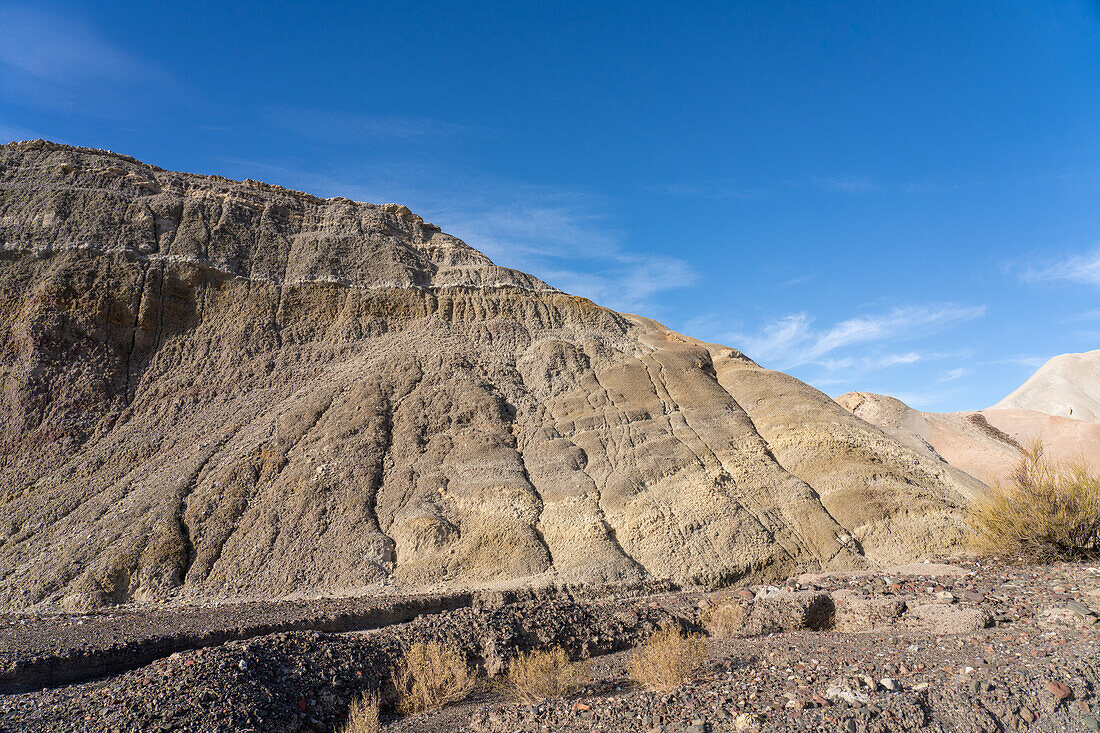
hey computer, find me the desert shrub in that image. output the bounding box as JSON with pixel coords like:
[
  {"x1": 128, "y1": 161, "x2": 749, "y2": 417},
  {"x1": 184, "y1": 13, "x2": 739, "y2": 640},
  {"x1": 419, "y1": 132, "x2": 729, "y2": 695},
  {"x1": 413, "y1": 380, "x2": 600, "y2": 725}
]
[
  {"x1": 339, "y1": 691, "x2": 380, "y2": 733},
  {"x1": 967, "y1": 440, "x2": 1100, "y2": 562},
  {"x1": 700, "y1": 598, "x2": 747, "y2": 638},
  {"x1": 627, "y1": 624, "x2": 708, "y2": 692},
  {"x1": 505, "y1": 647, "x2": 589, "y2": 703},
  {"x1": 392, "y1": 641, "x2": 476, "y2": 713}
]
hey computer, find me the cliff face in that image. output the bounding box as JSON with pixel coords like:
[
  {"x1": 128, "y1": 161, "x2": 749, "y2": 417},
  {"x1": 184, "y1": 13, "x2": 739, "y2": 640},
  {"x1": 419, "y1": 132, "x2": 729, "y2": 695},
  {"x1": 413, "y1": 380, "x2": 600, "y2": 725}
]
[{"x1": 0, "y1": 141, "x2": 982, "y2": 610}]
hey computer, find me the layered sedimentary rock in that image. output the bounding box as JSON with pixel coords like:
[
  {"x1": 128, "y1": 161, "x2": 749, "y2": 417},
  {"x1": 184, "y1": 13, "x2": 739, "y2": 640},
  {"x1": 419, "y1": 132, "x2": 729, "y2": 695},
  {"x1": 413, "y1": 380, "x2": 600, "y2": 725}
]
[{"x1": 0, "y1": 141, "x2": 982, "y2": 610}]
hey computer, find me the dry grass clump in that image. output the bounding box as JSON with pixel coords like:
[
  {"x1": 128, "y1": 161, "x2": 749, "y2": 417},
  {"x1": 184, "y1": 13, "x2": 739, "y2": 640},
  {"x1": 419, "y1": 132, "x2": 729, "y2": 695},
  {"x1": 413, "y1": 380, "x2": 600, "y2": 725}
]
[
  {"x1": 339, "y1": 691, "x2": 380, "y2": 733},
  {"x1": 627, "y1": 624, "x2": 708, "y2": 692},
  {"x1": 700, "y1": 598, "x2": 747, "y2": 638},
  {"x1": 505, "y1": 647, "x2": 589, "y2": 703},
  {"x1": 392, "y1": 641, "x2": 476, "y2": 714},
  {"x1": 968, "y1": 440, "x2": 1100, "y2": 562}
]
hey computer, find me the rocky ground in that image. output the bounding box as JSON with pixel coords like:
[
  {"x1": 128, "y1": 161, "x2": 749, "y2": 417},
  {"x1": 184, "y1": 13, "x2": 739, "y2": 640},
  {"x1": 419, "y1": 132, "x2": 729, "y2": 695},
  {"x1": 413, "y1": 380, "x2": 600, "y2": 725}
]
[{"x1": 1, "y1": 560, "x2": 1098, "y2": 732}]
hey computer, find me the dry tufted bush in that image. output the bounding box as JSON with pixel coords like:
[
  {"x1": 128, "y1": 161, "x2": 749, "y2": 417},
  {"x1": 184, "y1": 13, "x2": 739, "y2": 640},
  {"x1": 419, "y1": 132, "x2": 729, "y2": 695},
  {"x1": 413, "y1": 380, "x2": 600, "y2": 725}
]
[
  {"x1": 505, "y1": 647, "x2": 589, "y2": 703},
  {"x1": 968, "y1": 440, "x2": 1100, "y2": 562},
  {"x1": 627, "y1": 625, "x2": 708, "y2": 692},
  {"x1": 392, "y1": 641, "x2": 476, "y2": 713},
  {"x1": 700, "y1": 598, "x2": 747, "y2": 638},
  {"x1": 339, "y1": 691, "x2": 380, "y2": 733}
]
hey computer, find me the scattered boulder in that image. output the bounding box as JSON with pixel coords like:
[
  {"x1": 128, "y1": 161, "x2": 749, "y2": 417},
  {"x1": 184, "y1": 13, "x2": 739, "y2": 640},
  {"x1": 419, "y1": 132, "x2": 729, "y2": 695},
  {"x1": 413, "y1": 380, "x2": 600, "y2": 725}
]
[
  {"x1": 832, "y1": 590, "x2": 907, "y2": 632},
  {"x1": 906, "y1": 604, "x2": 993, "y2": 634},
  {"x1": 1038, "y1": 606, "x2": 1098, "y2": 628},
  {"x1": 742, "y1": 591, "x2": 834, "y2": 635}
]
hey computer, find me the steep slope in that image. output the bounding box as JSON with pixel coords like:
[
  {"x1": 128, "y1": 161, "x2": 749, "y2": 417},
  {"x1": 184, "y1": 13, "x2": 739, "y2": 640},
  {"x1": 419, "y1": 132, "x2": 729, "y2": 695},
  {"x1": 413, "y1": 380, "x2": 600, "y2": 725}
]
[
  {"x1": 837, "y1": 392, "x2": 1100, "y2": 485},
  {"x1": 991, "y1": 350, "x2": 1100, "y2": 422},
  {"x1": 0, "y1": 141, "x2": 981, "y2": 611}
]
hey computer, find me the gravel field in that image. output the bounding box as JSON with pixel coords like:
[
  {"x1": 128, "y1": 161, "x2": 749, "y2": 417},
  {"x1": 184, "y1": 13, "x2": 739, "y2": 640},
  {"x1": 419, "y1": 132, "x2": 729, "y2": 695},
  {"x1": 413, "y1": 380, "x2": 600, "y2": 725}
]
[{"x1": 2, "y1": 560, "x2": 1098, "y2": 732}]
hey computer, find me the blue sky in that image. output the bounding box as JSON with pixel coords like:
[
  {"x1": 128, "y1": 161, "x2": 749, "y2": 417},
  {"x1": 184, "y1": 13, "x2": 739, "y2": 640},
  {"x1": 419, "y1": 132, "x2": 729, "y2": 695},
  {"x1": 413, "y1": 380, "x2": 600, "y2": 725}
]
[{"x1": 2, "y1": 1, "x2": 1098, "y2": 412}]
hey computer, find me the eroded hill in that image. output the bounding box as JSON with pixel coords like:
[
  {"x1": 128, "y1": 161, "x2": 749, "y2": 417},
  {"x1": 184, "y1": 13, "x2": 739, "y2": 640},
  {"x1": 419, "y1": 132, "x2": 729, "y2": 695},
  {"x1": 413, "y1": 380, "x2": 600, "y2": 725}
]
[{"x1": 0, "y1": 141, "x2": 983, "y2": 610}]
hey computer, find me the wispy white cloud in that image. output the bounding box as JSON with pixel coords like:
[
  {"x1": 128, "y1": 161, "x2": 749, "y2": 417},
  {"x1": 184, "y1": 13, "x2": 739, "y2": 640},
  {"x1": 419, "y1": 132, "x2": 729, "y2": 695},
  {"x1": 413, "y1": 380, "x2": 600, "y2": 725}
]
[
  {"x1": 653, "y1": 181, "x2": 768, "y2": 200},
  {"x1": 800, "y1": 175, "x2": 878, "y2": 193},
  {"x1": 427, "y1": 189, "x2": 697, "y2": 313},
  {"x1": 937, "y1": 367, "x2": 972, "y2": 383},
  {"x1": 0, "y1": 6, "x2": 166, "y2": 112},
  {"x1": 875, "y1": 387, "x2": 967, "y2": 411},
  {"x1": 1022, "y1": 247, "x2": 1100, "y2": 286},
  {"x1": 875, "y1": 352, "x2": 923, "y2": 368},
  {"x1": 734, "y1": 305, "x2": 987, "y2": 369},
  {"x1": 268, "y1": 108, "x2": 469, "y2": 141},
  {"x1": 659, "y1": 174, "x2": 986, "y2": 201},
  {"x1": 994, "y1": 355, "x2": 1048, "y2": 369},
  {"x1": 0, "y1": 120, "x2": 36, "y2": 144},
  {"x1": 686, "y1": 304, "x2": 985, "y2": 375},
  {"x1": 539, "y1": 255, "x2": 697, "y2": 314}
]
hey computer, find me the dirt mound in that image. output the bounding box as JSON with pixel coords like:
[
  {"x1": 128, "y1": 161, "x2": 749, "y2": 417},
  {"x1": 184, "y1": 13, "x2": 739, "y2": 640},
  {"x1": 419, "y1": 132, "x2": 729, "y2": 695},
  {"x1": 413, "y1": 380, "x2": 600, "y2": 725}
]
[{"x1": 0, "y1": 141, "x2": 982, "y2": 611}]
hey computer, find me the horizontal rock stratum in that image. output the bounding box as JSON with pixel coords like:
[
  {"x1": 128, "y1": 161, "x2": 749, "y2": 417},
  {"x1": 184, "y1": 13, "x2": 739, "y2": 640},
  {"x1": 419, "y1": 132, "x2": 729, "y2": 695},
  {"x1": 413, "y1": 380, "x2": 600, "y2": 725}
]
[{"x1": 0, "y1": 141, "x2": 983, "y2": 610}]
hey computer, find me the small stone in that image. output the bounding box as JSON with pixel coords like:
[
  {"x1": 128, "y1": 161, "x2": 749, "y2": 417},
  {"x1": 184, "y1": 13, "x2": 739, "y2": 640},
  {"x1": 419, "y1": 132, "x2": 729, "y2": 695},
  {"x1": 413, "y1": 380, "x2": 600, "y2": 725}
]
[
  {"x1": 1047, "y1": 680, "x2": 1072, "y2": 701},
  {"x1": 1083, "y1": 716, "x2": 1099, "y2": 732},
  {"x1": 1020, "y1": 707, "x2": 1036, "y2": 723},
  {"x1": 843, "y1": 720, "x2": 857, "y2": 733},
  {"x1": 880, "y1": 678, "x2": 901, "y2": 692},
  {"x1": 1068, "y1": 601, "x2": 1095, "y2": 617}
]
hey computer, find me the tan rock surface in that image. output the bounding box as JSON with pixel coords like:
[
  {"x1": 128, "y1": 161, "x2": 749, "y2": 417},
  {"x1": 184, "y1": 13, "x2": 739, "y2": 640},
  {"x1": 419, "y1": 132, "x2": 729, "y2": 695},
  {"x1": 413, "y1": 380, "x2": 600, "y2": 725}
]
[{"x1": 0, "y1": 141, "x2": 979, "y2": 610}]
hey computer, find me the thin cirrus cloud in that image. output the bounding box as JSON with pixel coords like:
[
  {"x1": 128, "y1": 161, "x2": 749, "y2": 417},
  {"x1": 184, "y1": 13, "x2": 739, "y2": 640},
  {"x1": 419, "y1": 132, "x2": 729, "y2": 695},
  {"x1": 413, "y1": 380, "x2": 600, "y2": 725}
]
[
  {"x1": 1021, "y1": 247, "x2": 1100, "y2": 287},
  {"x1": 538, "y1": 255, "x2": 698, "y2": 314},
  {"x1": 655, "y1": 176, "x2": 976, "y2": 201},
  {"x1": 0, "y1": 6, "x2": 168, "y2": 114},
  {"x1": 428, "y1": 191, "x2": 698, "y2": 314},
  {"x1": 267, "y1": 108, "x2": 470, "y2": 141},
  {"x1": 938, "y1": 367, "x2": 972, "y2": 383},
  {"x1": 0, "y1": 120, "x2": 37, "y2": 144},
  {"x1": 658, "y1": 174, "x2": 983, "y2": 201},
  {"x1": 689, "y1": 304, "x2": 987, "y2": 372}
]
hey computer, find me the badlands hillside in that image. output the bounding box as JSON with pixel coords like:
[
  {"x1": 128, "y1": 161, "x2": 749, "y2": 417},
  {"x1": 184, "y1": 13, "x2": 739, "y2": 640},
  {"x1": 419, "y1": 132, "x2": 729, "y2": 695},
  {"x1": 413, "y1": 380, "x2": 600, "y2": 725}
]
[
  {"x1": 991, "y1": 349, "x2": 1100, "y2": 423},
  {"x1": 0, "y1": 140, "x2": 984, "y2": 612},
  {"x1": 837, "y1": 351, "x2": 1100, "y2": 485}
]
